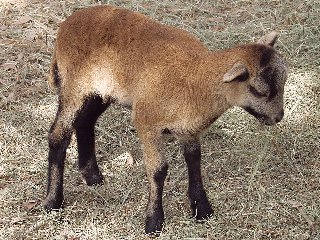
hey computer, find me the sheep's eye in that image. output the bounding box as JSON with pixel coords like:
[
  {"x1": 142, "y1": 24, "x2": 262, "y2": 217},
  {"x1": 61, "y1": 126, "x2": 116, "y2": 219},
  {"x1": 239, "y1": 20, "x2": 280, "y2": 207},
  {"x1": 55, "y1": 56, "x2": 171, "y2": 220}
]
[
  {"x1": 249, "y1": 85, "x2": 268, "y2": 98},
  {"x1": 235, "y1": 70, "x2": 249, "y2": 82}
]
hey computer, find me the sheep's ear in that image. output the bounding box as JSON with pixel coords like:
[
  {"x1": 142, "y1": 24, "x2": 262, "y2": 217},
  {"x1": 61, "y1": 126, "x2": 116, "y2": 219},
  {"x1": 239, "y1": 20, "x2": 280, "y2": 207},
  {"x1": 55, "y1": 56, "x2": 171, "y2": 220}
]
[
  {"x1": 257, "y1": 31, "x2": 278, "y2": 47},
  {"x1": 223, "y1": 62, "x2": 249, "y2": 83}
]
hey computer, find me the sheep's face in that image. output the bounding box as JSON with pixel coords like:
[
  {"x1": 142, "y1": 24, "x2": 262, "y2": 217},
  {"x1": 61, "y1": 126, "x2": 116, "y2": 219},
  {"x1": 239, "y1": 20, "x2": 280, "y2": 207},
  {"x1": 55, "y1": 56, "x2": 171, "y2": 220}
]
[
  {"x1": 244, "y1": 54, "x2": 287, "y2": 125},
  {"x1": 223, "y1": 47, "x2": 288, "y2": 126}
]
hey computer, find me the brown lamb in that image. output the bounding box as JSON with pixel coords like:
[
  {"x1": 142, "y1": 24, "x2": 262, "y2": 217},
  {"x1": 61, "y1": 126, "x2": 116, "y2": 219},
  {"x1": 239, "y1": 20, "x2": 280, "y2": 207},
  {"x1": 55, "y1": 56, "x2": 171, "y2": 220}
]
[{"x1": 44, "y1": 5, "x2": 288, "y2": 235}]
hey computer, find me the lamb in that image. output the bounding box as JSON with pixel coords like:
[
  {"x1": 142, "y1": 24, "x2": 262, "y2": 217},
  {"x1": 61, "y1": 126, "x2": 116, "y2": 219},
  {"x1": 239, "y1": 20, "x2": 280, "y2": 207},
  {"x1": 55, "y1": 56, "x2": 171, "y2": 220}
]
[{"x1": 44, "y1": 5, "x2": 288, "y2": 235}]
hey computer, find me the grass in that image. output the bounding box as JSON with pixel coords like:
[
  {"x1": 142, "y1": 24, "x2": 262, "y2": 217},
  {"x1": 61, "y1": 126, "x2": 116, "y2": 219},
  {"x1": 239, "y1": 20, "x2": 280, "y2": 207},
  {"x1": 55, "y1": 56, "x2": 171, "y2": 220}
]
[{"x1": 0, "y1": 0, "x2": 319, "y2": 239}]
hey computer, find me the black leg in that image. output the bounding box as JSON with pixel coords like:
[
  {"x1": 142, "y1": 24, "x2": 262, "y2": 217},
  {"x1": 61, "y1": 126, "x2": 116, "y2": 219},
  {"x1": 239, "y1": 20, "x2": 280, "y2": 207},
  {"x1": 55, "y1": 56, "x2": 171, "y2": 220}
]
[
  {"x1": 44, "y1": 105, "x2": 73, "y2": 211},
  {"x1": 73, "y1": 95, "x2": 110, "y2": 185},
  {"x1": 134, "y1": 131, "x2": 167, "y2": 236},
  {"x1": 145, "y1": 163, "x2": 168, "y2": 236},
  {"x1": 182, "y1": 139, "x2": 213, "y2": 220}
]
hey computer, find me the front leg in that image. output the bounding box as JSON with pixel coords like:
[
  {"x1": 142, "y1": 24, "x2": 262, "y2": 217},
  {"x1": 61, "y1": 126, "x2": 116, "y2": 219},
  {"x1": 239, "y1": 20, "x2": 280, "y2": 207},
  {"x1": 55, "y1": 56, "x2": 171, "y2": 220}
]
[
  {"x1": 139, "y1": 133, "x2": 168, "y2": 236},
  {"x1": 181, "y1": 138, "x2": 213, "y2": 220}
]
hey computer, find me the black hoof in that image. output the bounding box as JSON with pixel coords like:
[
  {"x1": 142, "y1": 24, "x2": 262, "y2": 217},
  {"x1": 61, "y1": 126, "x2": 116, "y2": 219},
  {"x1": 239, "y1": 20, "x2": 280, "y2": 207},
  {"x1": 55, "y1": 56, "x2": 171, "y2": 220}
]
[
  {"x1": 145, "y1": 215, "x2": 164, "y2": 237},
  {"x1": 43, "y1": 196, "x2": 63, "y2": 212},
  {"x1": 82, "y1": 171, "x2": 104, "y2": 186},
  {"x1": 195, "y1": 208, "x2": 214, "y2": 221},
  {"x1": 191, "y1": 200, "x2": 214, "y2": 220}
]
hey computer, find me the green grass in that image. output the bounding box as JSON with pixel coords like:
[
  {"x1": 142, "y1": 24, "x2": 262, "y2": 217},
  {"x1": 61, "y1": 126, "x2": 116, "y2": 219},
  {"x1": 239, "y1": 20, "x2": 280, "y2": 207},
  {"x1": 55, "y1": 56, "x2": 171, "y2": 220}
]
[{"x1": 0, "y1": 0, "x2": 319, "y2": 239}]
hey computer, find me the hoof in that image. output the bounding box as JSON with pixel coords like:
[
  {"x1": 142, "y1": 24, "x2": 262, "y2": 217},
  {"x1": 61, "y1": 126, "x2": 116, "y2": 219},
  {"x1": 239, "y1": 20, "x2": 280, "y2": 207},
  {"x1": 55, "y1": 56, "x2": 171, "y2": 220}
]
[
  {"x1": 145, "y1": 214, "x2": 164, "y2": 237},
  {"x1": 191, "y1": 200, "x2": 214, "y2": 220},
  {"x1": 43, "y1": 197, "x2": 63, "y2": 212},
  {"x1": 195, "y1": 208, "x2": 214, "y2": 221},
  {"x1": 82, "y1": 171, "x2": 104, "y2": 186}
]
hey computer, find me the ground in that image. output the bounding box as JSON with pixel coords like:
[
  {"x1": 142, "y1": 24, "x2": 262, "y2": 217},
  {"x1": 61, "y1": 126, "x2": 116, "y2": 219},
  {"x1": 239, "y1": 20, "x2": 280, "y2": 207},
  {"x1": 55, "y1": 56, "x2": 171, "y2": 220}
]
[{"x1": 0, "y1": 0, "x2": 319, "y2": 239}]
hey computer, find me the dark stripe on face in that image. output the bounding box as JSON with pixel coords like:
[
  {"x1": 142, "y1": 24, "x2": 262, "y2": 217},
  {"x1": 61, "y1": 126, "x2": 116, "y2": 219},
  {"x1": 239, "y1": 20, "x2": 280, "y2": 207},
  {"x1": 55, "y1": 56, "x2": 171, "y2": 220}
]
[
  {"x1": 260, "y1": 48, "x2": 275, "y2": 67},
  {"x1": 244, "y1": 106, "x2": 269, "y2": 121},
  {"x1": 261, "y1": 67, "x2": 278, "y2": 101}
]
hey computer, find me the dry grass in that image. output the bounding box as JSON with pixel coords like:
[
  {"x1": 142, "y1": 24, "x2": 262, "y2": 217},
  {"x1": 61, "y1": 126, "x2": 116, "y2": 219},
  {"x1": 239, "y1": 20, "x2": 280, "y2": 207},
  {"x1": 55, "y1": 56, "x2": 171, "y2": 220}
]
[{"x1": 0, "y1": 0, "x2": 319, "y2": 239}]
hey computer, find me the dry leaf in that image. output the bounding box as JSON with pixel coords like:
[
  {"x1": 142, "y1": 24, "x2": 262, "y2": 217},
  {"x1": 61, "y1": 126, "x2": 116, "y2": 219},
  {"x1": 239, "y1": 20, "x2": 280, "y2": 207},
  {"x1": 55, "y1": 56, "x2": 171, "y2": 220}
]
[
  {"x1": 67, "y1": 237, "x2": 80, "y2": 240},
  {"x1": 25, "y1": 29, "x2": 37, "y2": 41},
  {"x1": 17, "y1": 52, "x2": 24, "y2": 61},
  {"x1": 126, "y1": 152, "x2": 134, "y2": 166},
  {"x1": 1, "y1": 62, "x2": 17, "y2": 71},
  {"x1": 210, "y1": 25, "x2": 225, "y2": 31},
  {"x1": 22, "y1": 200, "x2": 38, "y2": 210},
  {"x1": 0, "y1": 219, "x2": 6, "y2": 225},
  {"x1": 6, "y1": 92, "x2": 15, "y2": 102},
  {"x1": 113, "y1": 152, "x2": 134, "y2": 166},
  {"x1": 287, "y1": 199, "x2": 302, "y2": 208},
  {"x1": 14, "y1": 16, "x2": 32, "y2": 25}
]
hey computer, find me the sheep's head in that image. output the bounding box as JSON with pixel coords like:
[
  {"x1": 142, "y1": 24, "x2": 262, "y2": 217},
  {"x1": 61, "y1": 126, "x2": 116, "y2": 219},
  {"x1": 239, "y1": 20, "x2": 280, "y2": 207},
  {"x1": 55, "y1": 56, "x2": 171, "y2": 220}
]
[{"x1": 223, "y1": 32, "x2": 288, "y2": 126}]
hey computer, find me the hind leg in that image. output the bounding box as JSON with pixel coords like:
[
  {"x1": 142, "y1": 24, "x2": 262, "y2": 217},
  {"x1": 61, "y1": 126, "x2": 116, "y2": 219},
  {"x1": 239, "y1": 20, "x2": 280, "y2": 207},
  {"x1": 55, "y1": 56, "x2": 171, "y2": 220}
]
[
  {"x1": 181, "y1": 138, "x2": 213, "y2": 220},
  {"x1": 44, "y1": 102, "x2": 75, "y2": 211},
  {"x1": 73, "y1": 95, "x2": 110, "y2": 185}
]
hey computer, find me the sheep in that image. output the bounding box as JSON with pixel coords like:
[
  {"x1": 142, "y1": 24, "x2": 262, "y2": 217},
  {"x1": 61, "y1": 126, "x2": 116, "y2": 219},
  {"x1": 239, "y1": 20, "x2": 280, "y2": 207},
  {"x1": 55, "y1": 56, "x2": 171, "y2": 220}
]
[{"x1": 44, "y1": 5, "x2": 288, "y2": 235}]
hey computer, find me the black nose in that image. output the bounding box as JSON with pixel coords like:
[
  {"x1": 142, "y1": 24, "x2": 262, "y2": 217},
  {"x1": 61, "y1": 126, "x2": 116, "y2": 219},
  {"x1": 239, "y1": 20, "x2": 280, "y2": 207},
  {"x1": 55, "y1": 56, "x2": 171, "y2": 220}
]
[{"x1": 275, "y1": 109, "x2": 284, "y2": 123}]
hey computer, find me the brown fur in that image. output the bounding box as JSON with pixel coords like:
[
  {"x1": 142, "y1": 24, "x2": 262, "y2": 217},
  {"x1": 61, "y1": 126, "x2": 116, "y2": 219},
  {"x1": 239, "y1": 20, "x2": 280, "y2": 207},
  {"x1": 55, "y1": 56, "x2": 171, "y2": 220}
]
[{"x1": 45, "y1": 5, "x2": 288, "y2": 235}]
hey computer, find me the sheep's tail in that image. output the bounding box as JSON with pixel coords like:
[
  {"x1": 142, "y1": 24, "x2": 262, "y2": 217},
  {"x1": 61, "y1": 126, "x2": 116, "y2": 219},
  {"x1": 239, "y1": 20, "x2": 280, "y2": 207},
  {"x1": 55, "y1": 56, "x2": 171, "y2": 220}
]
[{"x1": 48, "y1": 50, "x2": 61, "y2": 91}]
